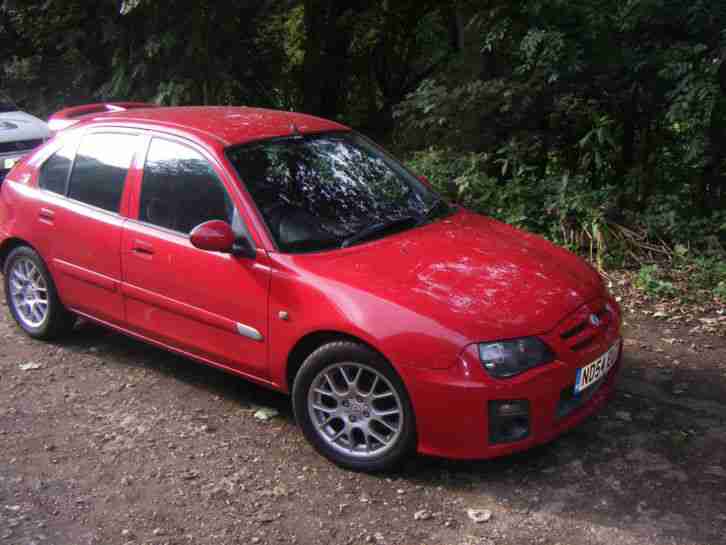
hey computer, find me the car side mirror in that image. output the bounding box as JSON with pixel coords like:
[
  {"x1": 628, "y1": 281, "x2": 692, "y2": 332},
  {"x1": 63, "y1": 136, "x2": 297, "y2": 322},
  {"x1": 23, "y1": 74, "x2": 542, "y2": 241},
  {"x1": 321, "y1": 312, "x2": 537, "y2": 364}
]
[
  {"x1": 188, "y1": 220, "x2": 237, "y2": 253},
  {"x1": 190, "y1": 220, "x2": 256, "y2": 258},
  {"x1": 190, "y1": 220, "x2": 236, "y2": 253}
]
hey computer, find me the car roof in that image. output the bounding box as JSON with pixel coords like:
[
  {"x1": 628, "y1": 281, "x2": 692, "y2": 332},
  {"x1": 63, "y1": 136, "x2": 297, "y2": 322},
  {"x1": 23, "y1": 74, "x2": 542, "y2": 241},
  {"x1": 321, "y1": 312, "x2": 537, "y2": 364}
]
[{"x1": 83, "y1": 106, "x2": 349, "y2": 148}]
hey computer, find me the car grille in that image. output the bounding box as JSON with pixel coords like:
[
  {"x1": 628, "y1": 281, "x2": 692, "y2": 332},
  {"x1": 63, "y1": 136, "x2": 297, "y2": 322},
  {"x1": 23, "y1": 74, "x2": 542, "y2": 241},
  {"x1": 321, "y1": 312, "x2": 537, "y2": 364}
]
[
  {"x1": 558, "y1": 299, "x2": 613, "y2": 353},
  {"x1": 0, "y1": 139, "x2": 43, "y2": 154}
]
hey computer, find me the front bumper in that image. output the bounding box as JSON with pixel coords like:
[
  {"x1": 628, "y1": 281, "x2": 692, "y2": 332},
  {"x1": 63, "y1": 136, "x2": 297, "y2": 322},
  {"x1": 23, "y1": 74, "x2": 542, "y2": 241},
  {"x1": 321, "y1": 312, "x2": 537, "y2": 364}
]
[{"x1": 405, "y1": 297, "x2": 622, "y2": 460}]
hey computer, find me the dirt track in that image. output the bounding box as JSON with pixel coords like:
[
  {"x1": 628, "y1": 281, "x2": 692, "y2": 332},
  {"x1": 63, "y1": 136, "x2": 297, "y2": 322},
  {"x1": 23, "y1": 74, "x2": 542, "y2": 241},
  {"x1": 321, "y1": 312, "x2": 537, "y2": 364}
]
[{"x1": 1, "y1": 298, "x2": 725, "y2": 545}]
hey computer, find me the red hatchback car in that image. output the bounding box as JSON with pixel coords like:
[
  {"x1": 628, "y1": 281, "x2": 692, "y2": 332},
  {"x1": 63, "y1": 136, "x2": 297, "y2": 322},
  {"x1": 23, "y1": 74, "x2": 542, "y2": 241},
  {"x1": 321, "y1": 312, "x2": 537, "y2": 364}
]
[{"x1": 0, "y1": 105, "x2": 622, "y2": 471}]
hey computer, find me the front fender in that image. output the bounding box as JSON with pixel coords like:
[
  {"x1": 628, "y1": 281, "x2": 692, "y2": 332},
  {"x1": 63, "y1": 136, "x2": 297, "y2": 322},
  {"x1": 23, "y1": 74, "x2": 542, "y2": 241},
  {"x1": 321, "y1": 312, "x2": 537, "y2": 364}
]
[{"x1": 266, "y1": 256, "x2": 469, "y2": 390}]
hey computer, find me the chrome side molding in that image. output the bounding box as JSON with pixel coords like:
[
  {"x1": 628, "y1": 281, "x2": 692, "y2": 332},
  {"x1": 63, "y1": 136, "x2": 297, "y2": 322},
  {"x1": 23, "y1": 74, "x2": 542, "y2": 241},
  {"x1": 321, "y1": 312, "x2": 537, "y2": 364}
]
[{"x1": 236, "y1": 322, "x2": 263, "y2": 342}]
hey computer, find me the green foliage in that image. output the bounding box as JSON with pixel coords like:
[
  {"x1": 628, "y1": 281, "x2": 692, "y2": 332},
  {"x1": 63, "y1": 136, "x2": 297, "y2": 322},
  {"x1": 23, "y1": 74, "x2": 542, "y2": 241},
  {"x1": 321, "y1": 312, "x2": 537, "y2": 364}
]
[
  {"x1": 692, "y1": 256, "x2": 726, "y2": 291},
  {"x1": 1, "y1": 0, "x2": 725, "y2": 286},
  {"x1": 406, "y1": 145, "x2": 725, "y2": 276},
  {"x1": 635, "y1": 265, "x2": 677, "y2": 298},
  {"x1": 255, "y1": 4, "x2": 307, "y2": 111},
  {"x1": 631, "y1": 248, "x2": 726, "y2": 300},
  {"x1": 407, "y1": 146, "x2": 620, "y2": 268},
  {"x1": 716, "y1": 281, "x2": 726, "y2": 300},
  {"x1": 397, "y1": 0, "x2": 726, "y2": 219},
  {"x1": 638, "y1": 196, "x2": 726, "y2": 248},
  {"x1": 1, "y1": 0, "x2": 287, "y2": 111},
  {"x1": 673, "y1": 249, "x2": 726, "y2": 298}
]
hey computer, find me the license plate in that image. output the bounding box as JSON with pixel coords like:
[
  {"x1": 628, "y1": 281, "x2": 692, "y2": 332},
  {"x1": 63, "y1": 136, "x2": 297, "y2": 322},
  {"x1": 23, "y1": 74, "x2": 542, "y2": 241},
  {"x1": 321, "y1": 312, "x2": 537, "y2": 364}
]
[
  {"x1": 3, "y1": 158, "x2": 18, "y2": 170},
  {"x1": 574, "y1": 340, "x2": 620, "y2": 394}
]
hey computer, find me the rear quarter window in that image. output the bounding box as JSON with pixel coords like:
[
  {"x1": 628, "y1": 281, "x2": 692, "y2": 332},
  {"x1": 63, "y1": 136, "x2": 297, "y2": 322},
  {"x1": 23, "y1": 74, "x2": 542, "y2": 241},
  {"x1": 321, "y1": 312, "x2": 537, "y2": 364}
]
[
  {"x1": 39, "y1": 144, "x2": 76, "y2": 195},
  {"x1": 67, "y1": 133, "x2": 137, "y2": 213}
]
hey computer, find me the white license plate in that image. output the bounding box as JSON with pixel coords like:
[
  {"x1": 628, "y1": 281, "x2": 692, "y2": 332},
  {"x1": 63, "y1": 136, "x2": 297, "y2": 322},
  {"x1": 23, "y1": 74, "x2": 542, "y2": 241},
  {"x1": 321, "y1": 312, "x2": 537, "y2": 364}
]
[
  {"x1": 574, "y1": 340, "x2": 620, "y2": 394},
  {"x1": 3, "y1": 158, "x2": 18, "y2": 170}
]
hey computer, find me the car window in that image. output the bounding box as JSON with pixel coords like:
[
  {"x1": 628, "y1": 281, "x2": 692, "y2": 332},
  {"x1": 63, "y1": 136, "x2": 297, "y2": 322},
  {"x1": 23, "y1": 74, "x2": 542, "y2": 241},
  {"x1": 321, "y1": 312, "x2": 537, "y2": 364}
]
[
  {"x1": 39, "y1": 143, "x2": 76, "y2": 195},
  {"x1": 226, "y1": 132, "x2": 439, "y2": 253},
  {"x1": 67, "y1": 133, "x2": 137, "y2": 213},
  {"x1": 139, "y1": 138, "x2": 234, "y2": 234}
]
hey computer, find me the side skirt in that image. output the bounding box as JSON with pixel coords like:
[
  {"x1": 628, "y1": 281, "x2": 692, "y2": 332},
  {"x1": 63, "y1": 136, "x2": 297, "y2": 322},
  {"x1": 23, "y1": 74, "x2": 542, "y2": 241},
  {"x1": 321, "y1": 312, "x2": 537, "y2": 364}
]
[{"x1": 70, "y1": 308, "x2": 283, "y2": 393}]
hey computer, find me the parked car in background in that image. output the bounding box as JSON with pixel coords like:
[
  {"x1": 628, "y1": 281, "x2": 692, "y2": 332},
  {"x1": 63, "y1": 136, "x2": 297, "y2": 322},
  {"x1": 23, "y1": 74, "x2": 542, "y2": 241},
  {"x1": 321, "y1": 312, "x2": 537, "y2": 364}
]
[
  {"x1": 0, "y1": 104, "x2": 623, "y2": 471},
  {"x1": 0, "y1": 94, "x2": 50, "y2": 182}
]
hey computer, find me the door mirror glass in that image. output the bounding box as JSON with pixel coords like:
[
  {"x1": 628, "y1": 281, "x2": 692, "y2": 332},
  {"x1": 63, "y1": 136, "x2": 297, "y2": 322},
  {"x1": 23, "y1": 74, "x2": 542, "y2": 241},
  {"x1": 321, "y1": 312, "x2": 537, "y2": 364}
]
[{"x1": 190, "y1": 220, "x2": 236, "y2": 253}]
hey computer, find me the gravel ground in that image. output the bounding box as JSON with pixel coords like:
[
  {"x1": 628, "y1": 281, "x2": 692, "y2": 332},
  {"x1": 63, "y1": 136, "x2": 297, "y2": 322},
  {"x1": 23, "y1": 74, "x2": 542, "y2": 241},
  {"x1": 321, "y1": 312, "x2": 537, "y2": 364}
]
[{"x1": 1, "y1": 297, "x2": 725, "y2": 545}]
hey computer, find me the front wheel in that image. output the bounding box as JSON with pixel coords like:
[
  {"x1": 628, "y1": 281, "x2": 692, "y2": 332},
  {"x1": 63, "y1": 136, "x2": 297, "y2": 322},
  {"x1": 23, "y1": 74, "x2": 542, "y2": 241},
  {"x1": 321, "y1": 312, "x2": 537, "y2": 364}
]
[
  {"x1": 4, "y1": 246, "x2": 75, "y2": 340},
  {"x1": 292, "y1": 341, "x2": 417, "y2": 472}
]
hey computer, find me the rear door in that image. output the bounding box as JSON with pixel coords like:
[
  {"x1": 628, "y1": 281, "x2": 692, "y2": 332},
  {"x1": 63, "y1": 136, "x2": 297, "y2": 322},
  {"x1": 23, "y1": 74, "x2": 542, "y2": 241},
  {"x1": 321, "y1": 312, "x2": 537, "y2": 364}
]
[
  {"x1": 42, "y1": 130, "x2": 139, "y2": 326},
  {"x1": 121, "y1": 135, "x2": 270, "y2": 377}
]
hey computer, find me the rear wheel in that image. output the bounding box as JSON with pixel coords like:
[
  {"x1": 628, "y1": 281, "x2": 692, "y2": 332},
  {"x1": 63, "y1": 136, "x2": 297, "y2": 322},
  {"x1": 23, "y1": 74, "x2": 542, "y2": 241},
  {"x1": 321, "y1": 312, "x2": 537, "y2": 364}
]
[
  {"x1": 4, "y1": 246, "x2": 75, "y2": 340},
  {"x1": 292, "y1": 341, "x2": 416, "y2": 472}
]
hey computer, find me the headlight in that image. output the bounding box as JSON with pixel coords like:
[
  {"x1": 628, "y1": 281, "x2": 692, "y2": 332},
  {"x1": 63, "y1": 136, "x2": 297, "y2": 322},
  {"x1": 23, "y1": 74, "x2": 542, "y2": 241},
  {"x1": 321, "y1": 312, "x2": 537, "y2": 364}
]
[{"x1": 478, "y1": 337, "x2": 555, "y2": 378}]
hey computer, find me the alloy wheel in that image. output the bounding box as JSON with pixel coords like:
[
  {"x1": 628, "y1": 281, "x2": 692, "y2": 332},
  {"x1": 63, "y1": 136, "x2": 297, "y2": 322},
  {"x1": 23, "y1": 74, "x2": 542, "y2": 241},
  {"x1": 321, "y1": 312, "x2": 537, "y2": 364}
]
[
  {"x1": 8, "y1": 257, "x2": 50, "y2": 328},
  {"x1": 307, "y1": 362, "x2": 404, "y2": 459}
]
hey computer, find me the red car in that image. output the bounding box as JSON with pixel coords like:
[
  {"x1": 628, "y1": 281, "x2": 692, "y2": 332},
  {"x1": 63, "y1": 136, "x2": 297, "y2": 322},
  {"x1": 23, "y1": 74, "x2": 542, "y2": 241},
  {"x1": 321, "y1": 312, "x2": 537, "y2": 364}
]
[{"x1": 0, "y1": 104, "x2": 622, "y2": 471}]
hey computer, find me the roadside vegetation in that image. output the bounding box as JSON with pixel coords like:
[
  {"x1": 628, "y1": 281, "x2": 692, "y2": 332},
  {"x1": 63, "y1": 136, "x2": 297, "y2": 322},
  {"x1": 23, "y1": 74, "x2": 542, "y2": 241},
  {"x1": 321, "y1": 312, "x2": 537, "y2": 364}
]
[{"x1": 1, "y1": 0, "x2": 724, "y2": 300}]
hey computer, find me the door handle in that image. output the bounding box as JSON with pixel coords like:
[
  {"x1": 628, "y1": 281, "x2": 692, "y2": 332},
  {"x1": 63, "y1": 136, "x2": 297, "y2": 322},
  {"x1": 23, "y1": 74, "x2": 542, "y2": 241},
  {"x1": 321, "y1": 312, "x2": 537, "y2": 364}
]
[
  {"x1": 132, "y1": 239, "x2": 155, "y2": 257},
  {"x1": 38, "y1": 208, "x2": 55, "y2": 224}
]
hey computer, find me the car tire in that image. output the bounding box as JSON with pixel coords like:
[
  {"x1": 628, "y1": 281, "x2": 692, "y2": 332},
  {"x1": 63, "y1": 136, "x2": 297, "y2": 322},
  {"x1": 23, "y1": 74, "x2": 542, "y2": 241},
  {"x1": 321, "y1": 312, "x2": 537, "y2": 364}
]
[
  {"x1": 292, "y1": 341, "x2": 417, "y2": 472},
  {"x1": 3, "y1": 246, "x2": 75, "y2": 340}
]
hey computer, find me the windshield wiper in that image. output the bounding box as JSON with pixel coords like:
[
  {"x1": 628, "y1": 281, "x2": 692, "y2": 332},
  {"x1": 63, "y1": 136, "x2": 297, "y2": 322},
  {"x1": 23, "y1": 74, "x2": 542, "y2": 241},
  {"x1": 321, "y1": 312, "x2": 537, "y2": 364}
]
[{"x1": 340, "y1": 216, "x2": 420, "y2": 248}]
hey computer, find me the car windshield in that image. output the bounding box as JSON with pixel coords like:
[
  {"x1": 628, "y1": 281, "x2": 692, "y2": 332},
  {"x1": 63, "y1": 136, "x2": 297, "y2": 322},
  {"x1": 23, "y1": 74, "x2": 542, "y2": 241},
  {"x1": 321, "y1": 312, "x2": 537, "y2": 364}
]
[{"x1": 226, "y1": 132, "x2": 447, "y2": 253}]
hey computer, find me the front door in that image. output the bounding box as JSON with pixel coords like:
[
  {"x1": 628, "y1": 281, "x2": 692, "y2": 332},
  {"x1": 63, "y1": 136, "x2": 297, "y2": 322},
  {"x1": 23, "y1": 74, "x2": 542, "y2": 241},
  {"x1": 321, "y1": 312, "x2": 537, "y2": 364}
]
[{"x1": 121, "y1": 136, "x2": 269, "y2": 376}]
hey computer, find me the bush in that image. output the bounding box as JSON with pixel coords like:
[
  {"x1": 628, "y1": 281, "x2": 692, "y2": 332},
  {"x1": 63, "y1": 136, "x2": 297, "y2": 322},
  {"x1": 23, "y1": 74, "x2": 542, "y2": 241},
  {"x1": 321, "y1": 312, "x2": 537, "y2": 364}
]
[
  {"x1": 634, "y1": 265, "x2": 677, "y2": 298},
  {"x1": 716, "y1": 281, "x2": 726, "y2": 301},
  {"x1": 674, "y1": 251, "x2": 726, "y2": 299},
  {"x1": 406, "y1": 147, "x2": 620, "y2": 268},
  {"x1": 405, "y1": 147, "x2": 726, "y2": 290}
]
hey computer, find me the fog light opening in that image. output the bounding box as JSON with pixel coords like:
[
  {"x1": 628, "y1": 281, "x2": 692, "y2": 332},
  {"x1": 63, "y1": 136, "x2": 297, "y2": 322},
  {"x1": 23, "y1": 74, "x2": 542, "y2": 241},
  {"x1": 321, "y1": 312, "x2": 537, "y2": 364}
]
[
  {"x1": 496, "y1": 402, "x2": 529, "y2": 417},
  {"x1": 489, "y1": 400, "x2": 530, "y2": 444}
]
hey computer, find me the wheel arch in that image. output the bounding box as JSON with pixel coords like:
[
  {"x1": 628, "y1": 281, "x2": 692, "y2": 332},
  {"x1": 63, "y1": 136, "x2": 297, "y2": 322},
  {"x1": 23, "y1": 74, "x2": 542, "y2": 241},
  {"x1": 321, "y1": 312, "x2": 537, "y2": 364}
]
[
  {"x1": 285, "y1": 330, "x2": 394, "y2": 393},
  {"x1": 0, "y1": 238, "x2": 36, "y2": 272}
]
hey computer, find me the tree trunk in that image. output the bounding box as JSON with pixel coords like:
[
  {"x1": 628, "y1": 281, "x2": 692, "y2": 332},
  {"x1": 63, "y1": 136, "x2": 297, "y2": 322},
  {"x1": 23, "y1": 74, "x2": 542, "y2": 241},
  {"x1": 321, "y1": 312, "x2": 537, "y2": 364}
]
[
  {"x1": 446, "y1": 2, "x2": 464, "y2": 52},
  {"x1": 302, "y1": 0, "x2": 326, "y2": 116},
  {"x1": 621, "y1": 84, "x2": 638, "y2": 174},
  {"x1": 302, "y1": 1, "x2": 356, "y2": 119}
]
